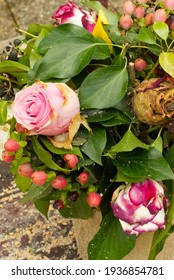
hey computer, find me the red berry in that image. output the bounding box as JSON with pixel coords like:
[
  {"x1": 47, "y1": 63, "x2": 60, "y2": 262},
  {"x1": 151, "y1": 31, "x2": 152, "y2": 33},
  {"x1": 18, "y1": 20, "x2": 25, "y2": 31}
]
[
  {"x1": 120, "y1": 14, "x2": 134, "y2": 30},
  {"x1": 31, "y1": 171, "x2": 47, "y2": 186},
  {"x1": 145, "y1": 12, "x2": 154, "y2": 26},
  {"x1": 164, "y1": 0, "x2": 174, "y2": 10},
  {"x1": 134, "y1": 58, "x2": 147, "y2": 72},
  {"x1": 18, "y1": 163, "x2": 34, "y2": 177},
  {"x1": 51, "y1": 175, "x2": 67, "y2": 189},
  {"x1": 63, "y1": 154, "x2": 78, "y2": 169},
  {"x1": 78, "y1": 171, "x2": 89, "y2": 184},
  {"x1": 122, "y1": 1, "x2": 136, "y2": 16},
  {"x1": 137, "y1": 0, "x2": 147, "y2": 3},
  {"x1": 2, "y1": 151, "x2": 15, "y2": 162},
  {"x1": 53, "y1": 200, "x2": 64, "y2": 210},
  {"x1": 87, "y1": 192, "x2": 102, "y2": 207},
  {"x1": 153, "y1": 9, "x2": 167, "y2": 23},
  {"x1": 4, "y1": 139, "x2": 20, "y2": 152},
  {"x1": 134, "y1": 6, "x2": 145, "y2": 19},
  {"x1": 68, "y1": 191, "x2": 79, "y2": 202}
]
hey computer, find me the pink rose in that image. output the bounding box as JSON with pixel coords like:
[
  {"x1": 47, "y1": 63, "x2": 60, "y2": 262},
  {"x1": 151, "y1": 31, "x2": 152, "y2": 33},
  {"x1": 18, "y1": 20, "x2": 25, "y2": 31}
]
[
  {"x1": 111, "y1": 179, "x2": 166, "y2": 235},
  {"x1": 52, "y1": 1, "x2": 96, "y2": 32},
  {"x1": 13, "y1": 81, "x2": 80, "y2": 136}
]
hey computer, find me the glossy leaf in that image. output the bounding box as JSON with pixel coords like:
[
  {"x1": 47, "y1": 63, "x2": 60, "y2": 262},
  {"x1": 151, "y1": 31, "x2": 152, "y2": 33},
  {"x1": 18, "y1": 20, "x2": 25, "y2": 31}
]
[
  {"x1": 153, "y1": 22, "x2": 169, "y2": 41},
  {"x1": 0, "y1": 60, "x2": 30, "y2": 73},
  {"x1": 88, "y1": 211, "x2": 136, "y2": 260},
  {"x1": 59, "y1": 192, "x2": 92, "y2": 219},
  {"x1": 138, "y1": 27, "x2": 156, "y2": 45},
  {"x1": 159, "y1": 52, "x2": 174, "y2": 78},
  {"x1": 83, "y1": 109, "x2": 120, "y2": 122},
  {"x1": 80, "y1": 125, "x2": 107, "y2": 165},
  {"x1": 79, "y1": 65, "x2": 128, "y2": 109},
  {"x1": 34, "y1": 199, "x2": 50, "y2": 219},
  {"x1": 29, "y1": 37, "x2": 96, "y2": 82},
  {"x1": 21, "y1": 183, "x2": 52, "y2": 203},
  {"x1": 113, "y1": 148, "x2": 174, "y2": 181},
  {"x1": 38, "y1": 24, "x2": 93, "y2": 53},
  {"x1": 14, "y1": 174, "x2": 31, "y2": 192}
]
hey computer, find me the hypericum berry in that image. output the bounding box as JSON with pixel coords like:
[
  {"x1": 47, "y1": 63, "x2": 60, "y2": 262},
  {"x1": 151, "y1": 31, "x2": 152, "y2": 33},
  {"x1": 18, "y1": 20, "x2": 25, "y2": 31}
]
[
  {"x1": 87, "y1": 192, "x2": 102, "y2": 207},
  {"x1": 4, "y1": 139, "x2": 20, "y2": 152},
  {"x1": 78, "y1": 171, "x2": 89, "y2": 185},
  {"x1": 68, "y1": 191, "x2": 79, "y2": 202},
  {"x1": 8, "y1": 49, "x2": 18, "y2": 61},
  {"x1": 134, "y1": 58, "x2": 147, "y2": 72},
  {"x1": 145, "y1": 12, "x2": 154, "y2": 26},
  {"x1": 2, "y1": 151, "x2": 14, "y2": 162},
  {"x1": 164, "y1": 0, "x2": 174, "y2": 10},
  {"x1": 122, "y1": 1, "x2": 136, "y2": 15},
  {"x1": 134, "y1": 6, "x2": 145, "y2": 19},
  {"x1": 63, "y1": 154, "x2": 78, "y2": 169},
  {"x1": 53, "y1": 200, "x2": 65, "y2": 210},
  {"x1": 18, "y1": 163, "x2": 34, "y2": 177},
  {"x1": 51, "y1": 175, "x2": 67, "y2": 189},
  {"x1": 166, "y1": 15, "x2": 174, "y2": 30},
  {"x1": 152, "y1": 9, "x2": 167, "y2": 23},
  {"x1": 119, "y1": 14, "x2": 134, "y2": 30},
  {"x1": 136, "y1": 0, "x2": 147, "y2": 3},
  {"x1": 31, "y1": 171, "x2": 47, "y2": 186}
]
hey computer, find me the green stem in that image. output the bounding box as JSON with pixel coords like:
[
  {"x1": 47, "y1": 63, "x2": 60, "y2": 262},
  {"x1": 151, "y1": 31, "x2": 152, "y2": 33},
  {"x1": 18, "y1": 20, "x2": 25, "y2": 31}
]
[
  {"x1": 0, "y1": 75, "x2": 18, "y2": 85},
  {"x1": 148, "y1": 180, "x2": 174, "y2": 259},
  {"x1": 17, "y1": 28, "x2": 38, "y2": 38},
  {"x1": 145, "y1": 59, "x2": 159, "y2": 80}
]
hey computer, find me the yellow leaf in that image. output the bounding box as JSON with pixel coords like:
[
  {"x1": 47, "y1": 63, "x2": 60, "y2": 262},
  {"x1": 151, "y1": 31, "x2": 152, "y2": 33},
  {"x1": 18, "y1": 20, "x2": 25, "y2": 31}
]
[{"x1": 92, "y1": 10, "x2": 113, "y2": 52}]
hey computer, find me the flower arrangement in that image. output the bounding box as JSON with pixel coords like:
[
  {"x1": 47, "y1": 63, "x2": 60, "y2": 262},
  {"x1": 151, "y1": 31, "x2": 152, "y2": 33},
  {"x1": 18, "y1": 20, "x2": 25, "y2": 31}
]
[{"x1": 1, "y1": 0, "x2": 174, "y2": 260}]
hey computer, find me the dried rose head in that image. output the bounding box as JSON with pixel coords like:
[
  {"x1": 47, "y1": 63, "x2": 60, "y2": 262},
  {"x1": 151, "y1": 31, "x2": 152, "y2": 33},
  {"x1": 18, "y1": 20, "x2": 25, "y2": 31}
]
[{"x1": 132, "y1": 78, "x2": 174, "y2": 125}]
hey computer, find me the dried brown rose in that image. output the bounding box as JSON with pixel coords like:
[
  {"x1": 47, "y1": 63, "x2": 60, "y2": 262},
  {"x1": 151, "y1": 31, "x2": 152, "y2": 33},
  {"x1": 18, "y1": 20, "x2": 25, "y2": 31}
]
[{"x1": 132, "y1": 78, "x2": 174, "y2": 125}]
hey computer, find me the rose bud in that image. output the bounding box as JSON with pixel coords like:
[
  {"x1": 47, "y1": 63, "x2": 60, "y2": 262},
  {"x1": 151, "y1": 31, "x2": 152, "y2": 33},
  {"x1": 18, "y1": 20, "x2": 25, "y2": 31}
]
[
  {"x1": 12, "y1": 81, "x2": 80, "y2": 136},
  {"x1": 51, "y1": 1, "x2": 96, "y2": 32},
  {"x1": 51, "y1": 175, "x2": 67, "y2": 189},
  {"x1": 122, "y1": 1, "x2": 136, "y2": 16},
  {"x1": 152, "y1": 9, "x2": 167, "y2": 23},
  {"x1": 64, "y1": 154, "x2": 78, "y2": 168},
  {"x1": 134, "y1": 6, "x2": 145, "y2": 19},
  {"x1": 134, "y1": 58, "x2": 147, "y2": 72},
  {"x1": 31, "y1": 171, "x2": 47, "y2": 186},
  {"x1": 164, "y1": 0, "x2": 174, "y2": 10},
  {"x1": 119, "y1": 14, "x2": 134, "y2": 30},
  {"x1": 132, "y1": 78, "x2": 174, "y2": 125},
  {"x1": 87, "y1": 192, "x2": 102, "y2": 207},
  {"x1": 77, "y1": 171, "x2": 89, "y2": 185},
  {"x1": 53, "y1": 199, "x2": 65, "y2": 210},
  {"x1": 111, "y1": 179, "x2": 166, "y2": 235},
  {"x1": 4, "y1": 139, "x2": 20, "y2": 152},
  {"x1": 18, "y1": 163, "x2": 34, "y2": 177},
  {"x1": 2, "y1": 151, "x2": 15, "y2": 162}
]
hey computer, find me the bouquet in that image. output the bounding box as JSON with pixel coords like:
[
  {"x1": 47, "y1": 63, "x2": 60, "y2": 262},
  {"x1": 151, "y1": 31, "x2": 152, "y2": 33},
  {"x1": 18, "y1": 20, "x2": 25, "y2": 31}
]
[{"x1": 1, "y1": 0, "x2": 174, "y2": 260}]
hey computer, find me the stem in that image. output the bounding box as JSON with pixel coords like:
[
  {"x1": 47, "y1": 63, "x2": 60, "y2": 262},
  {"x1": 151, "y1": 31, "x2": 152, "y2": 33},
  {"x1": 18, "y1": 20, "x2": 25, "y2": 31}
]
[
  {"x1": 145, "y1": 59, "x2": 159, "y2": 80},
  {"x1": 17, "y1": 28, "x2": 38, "y2": 39},
  {"x1": 0, "y1": 75, "x2": 18, "y2": 85},
  {"x1": 148, "y1": 180, "x2": 174, "y2": 259}
]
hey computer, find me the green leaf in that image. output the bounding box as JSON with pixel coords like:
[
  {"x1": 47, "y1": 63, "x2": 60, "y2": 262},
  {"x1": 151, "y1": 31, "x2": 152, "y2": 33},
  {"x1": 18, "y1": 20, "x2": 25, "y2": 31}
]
[
  {"x1": 29, "y1": 37, "x2": 96, "y2": 82},
  {"x1": 59, "y1": 192, "x2": 92, "y2": 219},
  {"x1": 14, "y1": 174, "x2": 31, "y2": 192},
  {"x1": 159, "y1": 52, "x2": 174, "y2": 78},
  {"x1": 0, "y1": 100, "x2": 7, "y2": 125},
  {"x1": 38, "y1": 24, "x2": 93, "y2": 53},
  {"x1": 108, "y1": 129, "x2": 149, "y2": 155},
  {"x1": 165, "y1": 144, "x2": 174, "y2": 168},
  {"x1": 79, "y1": 65, "x2": 128, "y2": 109},
  {"x1": 0, "y1": 60, "x2": 30, "y2": 73},
  {"x1": 92, "y1": 38, "x2": 110, "y2": 60},
  {"x1": 148, "y1": 45, "x2": 162, "y2": 56},
  {"x1": 83, "y1": 108, "x2": 119, "y2": 122},
  {"x1": 80, "y1": 125, "x2": 107, "y2": 165},
  {"x1": 100, "y1": 112, "x2": 130, "y2": 126},
  {"x1": 88, "y1": 211, "x2": 136, "y2": 260},
  {"x1": 21, "y1": 183, "x2": 52, "y2": 203},
  {"x1": 34, "y1": 199, "x2": 50, "y2": 219},
  {"x1": 32, "y1": 136, "x2": 69, "y2": 172},
  {"x1": 153, "y1": 22, "x2": 169, "y2": 41},
  {"x1": 138, "y1": 27, "x2": 157, "y2": 45},
  {"x1": 84, "y1": 1, "x2": 119, "y2": 25},
  {"x1": 113, "y1": 148, "x2": 174, "y2": 182},
  {"x1": 40, "y1": 136, "x2": 83, "y2": 158}
]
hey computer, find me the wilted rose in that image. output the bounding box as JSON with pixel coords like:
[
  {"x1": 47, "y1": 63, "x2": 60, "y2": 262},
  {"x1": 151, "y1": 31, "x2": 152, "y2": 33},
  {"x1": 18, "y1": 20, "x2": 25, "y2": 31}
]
[
  {"x1": 132, "y1": 78, "x2": 174, "y2": 125},
  {"x1": 111, "y1": 179, "x2": 166, "y2": 235},
  {"x1": 13, "y1": 81, "x2": 80, "y2": 136},
  {"x1": 51, "y1": 1, "x2": 96, "y2": 32}
]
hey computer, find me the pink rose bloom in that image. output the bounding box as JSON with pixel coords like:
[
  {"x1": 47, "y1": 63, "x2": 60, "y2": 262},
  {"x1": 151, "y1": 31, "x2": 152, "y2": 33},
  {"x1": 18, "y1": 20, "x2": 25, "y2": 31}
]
[
  {"x1": 51, "y1": 1, "x2": 96, "y2": 32},
  {"x1": 12, "y1": 81, "x2": 80, "y2": 136},
  {"x1": 111, "y1": 179, "x2": 166, "y2": 235}
]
